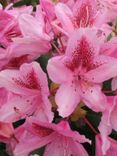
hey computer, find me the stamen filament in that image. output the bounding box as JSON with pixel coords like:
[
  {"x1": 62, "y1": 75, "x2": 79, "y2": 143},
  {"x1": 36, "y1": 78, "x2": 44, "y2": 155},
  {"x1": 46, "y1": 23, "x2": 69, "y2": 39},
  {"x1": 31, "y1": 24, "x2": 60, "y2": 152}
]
[{"x1": 83, "y1": 116, "x2": 98, "y2": 134}]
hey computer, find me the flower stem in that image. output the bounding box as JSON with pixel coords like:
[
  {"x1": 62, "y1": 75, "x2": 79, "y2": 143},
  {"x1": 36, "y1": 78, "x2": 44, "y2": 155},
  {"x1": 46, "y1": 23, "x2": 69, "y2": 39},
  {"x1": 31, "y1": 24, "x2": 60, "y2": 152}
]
[
  {"x1": 82, "y1": 116, "x2": 98, "y2": 134},
  {"x1": 57, "y1": 34, "x2": 65, "y2": 52},
  {"x1": 51, "y1": 42, "x2": 61, "y2": 54}
]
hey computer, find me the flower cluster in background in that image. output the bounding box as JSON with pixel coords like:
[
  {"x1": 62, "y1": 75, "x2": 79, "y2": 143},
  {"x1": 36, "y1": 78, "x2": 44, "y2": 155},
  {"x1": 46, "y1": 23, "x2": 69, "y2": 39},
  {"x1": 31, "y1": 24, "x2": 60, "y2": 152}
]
[{"x1": 0, "y1": 0, "x2": 117, "y2": 155}]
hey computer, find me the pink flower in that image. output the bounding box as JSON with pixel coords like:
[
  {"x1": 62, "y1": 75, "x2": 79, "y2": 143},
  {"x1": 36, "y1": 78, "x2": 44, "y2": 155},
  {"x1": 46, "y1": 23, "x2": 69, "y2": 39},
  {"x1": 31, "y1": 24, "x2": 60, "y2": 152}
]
[
  {"x1": 47, "y1": 28, "x2": 117, "y2": 117},
  {"x1": 13, "y1": 118, "x2": 90, "y2": 156},
  {"x1": 0, "y1": 62, "x2": 53, "y2": 122},
  {"x1": 0, "y1": 4, "x2": 33, "y2": 47},
  {"x1": 53, "y1": 0, "x2": 106, "y2": 35},
  {"x1": 11, "y1": 12, "x2": 52, "y2": 56}
]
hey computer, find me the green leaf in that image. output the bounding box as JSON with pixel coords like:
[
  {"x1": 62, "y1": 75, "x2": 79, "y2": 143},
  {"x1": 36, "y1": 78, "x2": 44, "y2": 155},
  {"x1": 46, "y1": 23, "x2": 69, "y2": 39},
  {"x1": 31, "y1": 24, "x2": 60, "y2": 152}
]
[
  {"x1": 14, "y1": 0, "x2": 38, "y2": 7},
  {"x1": 29, "y1": 147, "x2": 45, "y2": 156},
  {"x1": 0, "y1": 150, "x2": 9, "y2": 156}
]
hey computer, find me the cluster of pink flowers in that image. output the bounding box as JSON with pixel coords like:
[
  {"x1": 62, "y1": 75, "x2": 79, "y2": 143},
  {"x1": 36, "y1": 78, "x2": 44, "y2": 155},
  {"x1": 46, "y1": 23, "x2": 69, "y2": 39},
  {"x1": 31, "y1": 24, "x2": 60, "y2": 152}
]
[{"x1": 0, "y1": 0, "x2": 117, "y2": 155}]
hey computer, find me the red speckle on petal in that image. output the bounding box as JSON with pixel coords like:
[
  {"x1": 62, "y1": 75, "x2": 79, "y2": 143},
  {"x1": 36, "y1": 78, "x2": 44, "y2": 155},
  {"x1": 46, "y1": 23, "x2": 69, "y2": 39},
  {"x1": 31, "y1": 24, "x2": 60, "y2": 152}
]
[
  {"x1": 32, "y1": 123, "x2": 53, "y2": 137},
  {"x1": 12, "y1": 69, "x2": 41, "y2": 90},
  {"x1": 6, "y1": 55, "x2": 28, "y2": 69},
  {"x1": 13, "y1": 107, "x2": 20, "y2": 113},
  {"x1": 73, "y1": 2, "x2": 94, "y2": 28},
  {"x1": 66, "y1": 36, "x2": 94, "y2": 71}
]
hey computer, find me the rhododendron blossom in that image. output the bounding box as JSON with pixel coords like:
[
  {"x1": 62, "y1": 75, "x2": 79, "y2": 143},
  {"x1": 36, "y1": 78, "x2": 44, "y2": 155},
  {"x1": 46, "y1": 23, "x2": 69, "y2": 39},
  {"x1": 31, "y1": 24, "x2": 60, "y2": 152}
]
[
  {"x1": 0, "y1": 62, "x2": 53, "y2": 122},
  {"x1": 0, "y1": 0, "x2": 117, "y2": 156},
  {"x1": 13, "y1": 118, "x2": 90, "y2": 156},
  {"x1": 47, "y1": 28, "x2": 117, "y2": 117}
]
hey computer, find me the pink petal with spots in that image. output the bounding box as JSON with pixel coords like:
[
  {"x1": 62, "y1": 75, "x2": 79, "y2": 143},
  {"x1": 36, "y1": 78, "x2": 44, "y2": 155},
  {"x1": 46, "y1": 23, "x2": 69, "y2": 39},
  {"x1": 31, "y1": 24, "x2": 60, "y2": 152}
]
[
  {"x1": 72, "y1": 0, "x2": 97, "y2": 28},
  {"x1": 25, "y1": 118, "x2": 90, "y2": 156},
  {"x1": 0, "y1": 62, "x2": 49, "y2": 95},
  {"x1": 85, "y1": 55, "x2": 117, "y2": 83},
  {"x1": 0, "y1": 94, "x2": 39, "y2": 122},
  {"x1": 66, "y1": 28, "x2": 104, "y2": 57},
  {"x1": 80, "y1": 84, "x2": 107, "y2": 112}
]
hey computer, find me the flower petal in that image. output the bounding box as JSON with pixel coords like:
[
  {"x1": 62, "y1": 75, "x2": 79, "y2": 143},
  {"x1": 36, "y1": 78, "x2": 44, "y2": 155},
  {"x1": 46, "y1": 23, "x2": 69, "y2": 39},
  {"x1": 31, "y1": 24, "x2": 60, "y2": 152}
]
[
  {"x1": 12, "y1": 37, "x2": 51, "y2": 57},
  {"x1": 18, "y1": 14, "x2": 50, "y2": 41},
  {"x1": 0, "y1": 94, "x2": 38, "y2": 122},
  {"x1": 80, "y1": 84, "x2": 106, "y2": 112},
  {"x1": 68, "y1": 139, "x2": 89, "y2": 156},
  {"x1": 55, "y1": 82, "x2": 80, "y2": 117},
  {"x1": 47, "y1": 56, "x2": 73, "y2": 84},
  {"x1": 110, "y1": 97, "x2": 117, "y2": 131},
  {"x1": 66, "y1": 28, "x2": 104, "y2": 57},
  {"x1": 34, "y1": 97, "x2": 53, "y2": 123},
  {"x1": 14, "y1": 134, "x2": 53, "y2": 156},
  {"x1": 112, "y1": 77, "x2": 117, "y2": 91},
  {"x1": 0, "y1": 122, "x2": 14, "y2": 141},
  {"x1": 98, "y1": 112, "x2": 112, "y2": 155},
  {"x1": 72, "y1": 0, "x2": 96, "y2": 28},
  {"x1": 44, "y1": 137, "x2": 65, "y2": 156},
  {"x1": 0, "y1": 62, "x2": 49, "y2": 96},
  {"x1": 85, "y1": 56, "x2": 117, "y2": 83},
  {"x1": 55, "y1": 3, "x2": 74, "y2": 34}
]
